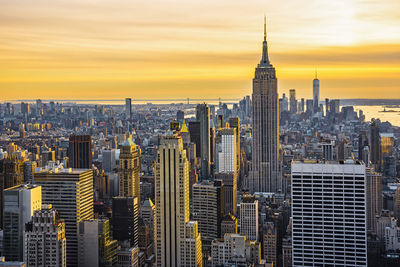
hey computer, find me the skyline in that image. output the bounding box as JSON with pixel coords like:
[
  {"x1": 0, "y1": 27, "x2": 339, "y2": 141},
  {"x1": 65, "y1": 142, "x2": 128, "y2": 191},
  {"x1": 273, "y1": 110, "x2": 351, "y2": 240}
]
[{"x1": 1, "y1": 0, "x2": 400, "y2": 100}]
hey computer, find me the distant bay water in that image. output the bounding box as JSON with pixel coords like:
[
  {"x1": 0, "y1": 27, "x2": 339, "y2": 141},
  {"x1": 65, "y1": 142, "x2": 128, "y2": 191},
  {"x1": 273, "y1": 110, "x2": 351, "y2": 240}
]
[{"x1": 352, "y1": 105, "x2": 400, "y2": 127}]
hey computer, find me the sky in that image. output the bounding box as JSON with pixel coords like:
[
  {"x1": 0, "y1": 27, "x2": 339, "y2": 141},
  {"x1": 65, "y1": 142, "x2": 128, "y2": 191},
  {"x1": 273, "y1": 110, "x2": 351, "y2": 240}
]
[{"x1": 0, "y1": 0, "x2": 399, "y2": 100}]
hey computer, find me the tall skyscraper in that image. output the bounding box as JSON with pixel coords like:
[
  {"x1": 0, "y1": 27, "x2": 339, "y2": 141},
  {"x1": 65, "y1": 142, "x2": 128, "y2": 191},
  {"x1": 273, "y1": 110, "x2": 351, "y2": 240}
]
[
  {"x1": 250, "y1": 18, "x2": 281, "y2": 193},
  {"x1": 215, "y1": 173, "x2": 237, "y2": 215},
  {"x1": 291, "y1": 161, "x2": 367, "y2": 266},
  {"x1": 196, "y1": 103, "x2": 211, "y2": 180},
  {"x1": 34, "y1": 168, "x2": 94, "y2": 267},
  {"x1": 24, "y1": 204, "x2": 66, "y2": 267},
  {"x1": 68, "y1": 134, "x2": 92, "y2": 169},
  {"x1": 112, "y1": 196, "x2": 139, "y2": 248},
  {"x1": 289, "y1": 89, "x2": 297, "y2": 114},
  {"x1": 118, "y1": 139, "x2": 140, "y2": 199},
  {"x1": 239, "y1": 194, "x2": 259, "y2": 241},
  {"x1": 125, "y1": 98, "x2": 132, "y2": 118},
  {"x1": 313, "y1": 71, "x2": 320, "y2": 113},
  {"x1": 3, "y1": 184, "x2": 42, "y2": 262},
  {"x1": 155, "y1": 134, "x2": 202, "y2": 267}
]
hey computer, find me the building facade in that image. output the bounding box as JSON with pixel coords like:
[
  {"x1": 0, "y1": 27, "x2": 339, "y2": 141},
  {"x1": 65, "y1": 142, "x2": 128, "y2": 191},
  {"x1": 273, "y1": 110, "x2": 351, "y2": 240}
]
[{"x1": 291, "y1": 161, "x2": 368, "y2": 266}]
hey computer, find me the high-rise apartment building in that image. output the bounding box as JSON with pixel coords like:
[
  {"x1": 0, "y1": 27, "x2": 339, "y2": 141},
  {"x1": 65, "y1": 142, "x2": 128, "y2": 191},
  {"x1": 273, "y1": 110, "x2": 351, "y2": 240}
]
[
  {"x1": 155, "y1": 134, "x2": 202, "y2": 266},
  {"x1": 291, "y1": 161, "x2": 367, "y2": 266},
  {"x1": 240, "y1": 194, "x2": 259, "y2": 241},
  {"x1": 118, "y1": 139, "x2": 140, "y2": 199},
  {"x1": 77, "y1": 219, "x2": 118, "y2": 267},
  {"x1": 68, "y1": 135, "x2": 92, "y2": 169},
  {"x1": 196, "y1": 104, "x2": 211, "y2": 180},
  {"x1": 24, "y1": 204, "x2": 66, "y2": 267},
  {"x1": 34, "y1": 168, "x2": 94, "y2": 267},
  {"x1": 250, "y1": 18, "x2": 281, "y2": 193},
  {"x1": 3, "y1": 184, "x2": 42, "y2": 261}
]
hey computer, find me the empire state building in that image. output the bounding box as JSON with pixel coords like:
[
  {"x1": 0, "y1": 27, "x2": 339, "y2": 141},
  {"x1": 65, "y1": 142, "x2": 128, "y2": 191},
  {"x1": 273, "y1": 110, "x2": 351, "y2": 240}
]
[{"x1": 249, "y1": 18, "x2": 281, "y2": 193}]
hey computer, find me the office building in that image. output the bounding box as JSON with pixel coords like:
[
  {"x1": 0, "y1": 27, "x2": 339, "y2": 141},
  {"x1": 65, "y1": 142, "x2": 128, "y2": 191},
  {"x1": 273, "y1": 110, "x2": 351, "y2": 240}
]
[
  {"x1": 196, "y1": 104, "x2": 211, "y2": 180},
  {"x1": 240, "y1": 194, "x2": 259, "y2": 241},
  {"x1": 249, "y1": 18, "x2": 281, "y2": 193},
  {"x1": 24, "y1": 204, "x2": 66, "y2": 267},
  {"x1": 112, "y1": 196, "x2": 139, "y2": 248},
  {"x1": 34, "y1": 168, "x2": 94, "y2": 267},
  {"x1": 291, "y1": 161, "x2": 367, "y2": 266},
  {"x1": 155, "y1": 134, "x2": 202, "y2": 266},
  {"x1": 118, "y1": 139, "x2": 140, "y2": 199},
  {"x1": 188, "y1": 121, "x2": 201, "y2": 158},
  {"x1": 78, "y1": 219, "x2": 118, "y2": 267},
  {"x1": 3, "y1": 184, "x2": 42, "y2": 261},
  {"x1": 68, "y1": 135, "x2": 92, "y2": 169},
  {"x1": 192, "y1": 180, "x2": 224, "y2": 259}
]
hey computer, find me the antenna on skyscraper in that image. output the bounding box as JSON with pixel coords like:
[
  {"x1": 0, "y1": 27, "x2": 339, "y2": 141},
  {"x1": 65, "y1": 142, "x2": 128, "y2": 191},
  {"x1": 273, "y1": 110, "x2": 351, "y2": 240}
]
[{"x1": 264, "y1": 15, "x2": 266, "y2": 41}]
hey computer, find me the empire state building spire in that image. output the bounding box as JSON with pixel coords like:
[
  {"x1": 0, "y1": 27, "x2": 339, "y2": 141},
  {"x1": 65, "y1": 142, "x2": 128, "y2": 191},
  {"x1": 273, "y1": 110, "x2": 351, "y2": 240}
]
[{"x1": 259, "y1": 15, "x2": 270, "y2": 67}]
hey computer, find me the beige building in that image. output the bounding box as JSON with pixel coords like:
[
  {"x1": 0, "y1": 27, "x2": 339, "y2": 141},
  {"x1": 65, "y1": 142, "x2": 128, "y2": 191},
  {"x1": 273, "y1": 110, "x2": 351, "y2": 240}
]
[
  {"x1": 211, "y1": 234, "x2": 261, "y2": 266},
  {"x1": 118, "y1": 139, "x2": 141, "y2": 199},
  {"x1": 24, "y1": 204, "x2": 66, "y2": 267},
  {"x1": 240, "y1": 194, "x2": 259, "y2": 241},
  {"x1": 155, "y1": 134, "x2": 202, "y2": 267}
]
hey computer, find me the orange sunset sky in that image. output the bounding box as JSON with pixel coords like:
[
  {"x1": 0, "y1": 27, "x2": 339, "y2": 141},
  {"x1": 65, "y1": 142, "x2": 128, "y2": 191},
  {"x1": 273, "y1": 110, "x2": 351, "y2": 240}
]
[{"x1": 0, "y1": 0, "x2": 399, "y2": 100}]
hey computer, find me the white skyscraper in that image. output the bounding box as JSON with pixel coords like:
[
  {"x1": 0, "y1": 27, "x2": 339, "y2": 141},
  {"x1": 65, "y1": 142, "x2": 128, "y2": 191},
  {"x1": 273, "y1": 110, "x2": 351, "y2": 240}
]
[
  {"x1": 216, "y1": 128, "x2": 237, "y2": 173},
  {"x1": 239, "y1": 194, "x2": 259, "y2": 241},
  {"x1": 155, "y1": 134, "x2": 202, "y2": 267},
  {"x1": 291, "y1": 161, "x2": 367, "y2": 266}
]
